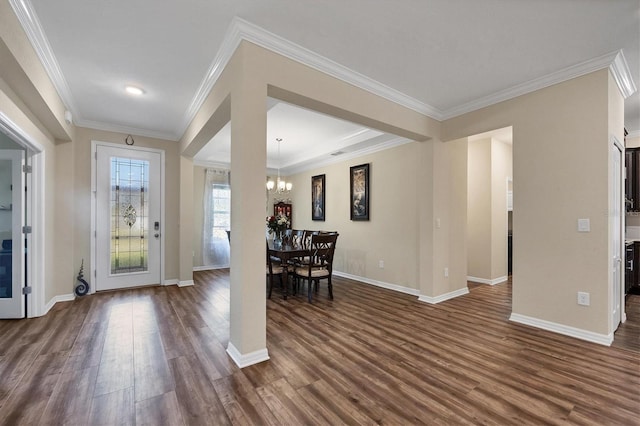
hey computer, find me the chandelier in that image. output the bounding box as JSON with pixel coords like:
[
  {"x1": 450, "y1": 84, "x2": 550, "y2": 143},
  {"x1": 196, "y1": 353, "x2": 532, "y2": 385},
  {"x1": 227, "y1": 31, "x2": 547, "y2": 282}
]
[{"x1": 266, "y1": 138, "x2": 292, "y2": 194}]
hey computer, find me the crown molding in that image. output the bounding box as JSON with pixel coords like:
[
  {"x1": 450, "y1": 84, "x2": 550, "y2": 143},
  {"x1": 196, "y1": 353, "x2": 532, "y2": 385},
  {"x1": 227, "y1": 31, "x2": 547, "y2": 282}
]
[
  {"x1": 177, "y1": 18, "x2": 245, "y2": 138},
  {"x1": 282, "y1": 136, "x2": 412, "y2": 175},
  {"x1": 441, "y1": 51, "x2": 628, "y2": 120},
  {"x1": 178, "y1": 17, "x2": 443, "y2": 140},
  {"x1": 610, "y1": 50, "x2": 637, "y2": 99},
  {"x1": 74, "y1": 118, "x2": 179, "y2": 141},
  {"x1": 13, "y1": 5, "x2": 638, "y2": 142},
  {"x1": 9, "y1": 0, "x2": 77, "y2": 114},
  {"x1": 628, "y1": 130, "x2": 640, "y2": 139},
  {"x1": 234, "y1": 18, "x2": 443, "y2": 119}
]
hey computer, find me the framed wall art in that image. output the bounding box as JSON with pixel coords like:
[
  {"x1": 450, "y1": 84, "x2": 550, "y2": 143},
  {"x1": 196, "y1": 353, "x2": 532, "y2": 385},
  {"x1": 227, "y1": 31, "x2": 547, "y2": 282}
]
[
  {"x1": 311, "y1": 174, "x2": 325, "y2": 221},
  {"x1": 350, "y1": 163, "x2": 369, "y2": 221}
]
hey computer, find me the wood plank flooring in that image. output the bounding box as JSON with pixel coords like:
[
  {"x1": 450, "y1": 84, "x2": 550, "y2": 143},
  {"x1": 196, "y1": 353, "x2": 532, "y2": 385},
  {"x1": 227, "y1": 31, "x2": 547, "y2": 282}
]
[{"x1": 0, "y1": 271, "x2": 638, "y2": 425}]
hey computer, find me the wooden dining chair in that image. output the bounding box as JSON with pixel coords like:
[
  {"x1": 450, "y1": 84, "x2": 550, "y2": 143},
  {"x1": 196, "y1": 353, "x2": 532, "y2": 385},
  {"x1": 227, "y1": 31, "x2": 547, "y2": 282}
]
[
  {"x1": 293, "y1": 233, "x2": 339, "y2": 302},
  {"x1": 290, "y1": 229, "x2": 305, "y2": 246},
  {"x1": 266, "y1": 240, "x2": 285, "y2": 298}
]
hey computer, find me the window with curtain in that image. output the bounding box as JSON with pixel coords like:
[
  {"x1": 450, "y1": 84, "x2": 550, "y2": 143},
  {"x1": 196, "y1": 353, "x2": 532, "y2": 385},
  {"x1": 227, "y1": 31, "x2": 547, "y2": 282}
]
[{"x1": 203, "y1": 168, "x2": 230, "y2": 267}]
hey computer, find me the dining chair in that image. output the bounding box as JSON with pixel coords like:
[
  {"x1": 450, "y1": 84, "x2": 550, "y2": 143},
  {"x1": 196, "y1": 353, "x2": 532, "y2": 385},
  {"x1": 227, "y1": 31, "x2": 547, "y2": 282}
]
[
  {"x1": 282, "y1": 229, "x2": 293, "y2": 245},
  {"x1": 266, "y1": 240, "x2": 285, "y2": 298},
  {"x1": 290, "y1": 229, "x2": 305, "y2": 246},
  {"x1": 293, "y1": 233, "x2": 339, "y2": 302}
]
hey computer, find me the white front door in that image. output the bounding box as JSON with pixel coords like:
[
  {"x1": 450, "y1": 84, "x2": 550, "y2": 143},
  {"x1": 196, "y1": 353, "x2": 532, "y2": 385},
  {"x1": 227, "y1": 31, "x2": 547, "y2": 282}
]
[
  {"x1": 612, "y1": 141, "x2": 622, "y2": 330},
  {"x1": 0, "y1": 150, "x2": 25, "y2": 318},
  {"x1": 95, "y1": 144, "x2": 162, "y2": 291}
]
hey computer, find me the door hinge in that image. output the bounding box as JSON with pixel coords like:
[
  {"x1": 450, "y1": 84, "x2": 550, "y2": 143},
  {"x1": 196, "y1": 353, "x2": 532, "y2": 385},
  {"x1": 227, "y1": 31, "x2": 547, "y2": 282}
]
[
  {"x1": 94, "y1": 269, "x2": 97, "y2": 278},
  {"x1": 22, "y1": 226, "x2": 32, "y2": 234},
  {"x1": 22, "y1": 165, "x2": 32, "y2": 173},
  {"x1": 22, "y1": 286, "x2": 32, "y2": 295}
]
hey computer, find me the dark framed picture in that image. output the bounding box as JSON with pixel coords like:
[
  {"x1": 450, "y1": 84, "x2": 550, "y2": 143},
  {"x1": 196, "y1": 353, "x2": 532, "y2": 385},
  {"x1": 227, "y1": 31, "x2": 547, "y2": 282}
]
[
  {"x1": 311, "y1": 174, "x2": 325, "y2": 221},
  {"x1": 350, "y1": 163, "x2": 369, "y2": 221}
]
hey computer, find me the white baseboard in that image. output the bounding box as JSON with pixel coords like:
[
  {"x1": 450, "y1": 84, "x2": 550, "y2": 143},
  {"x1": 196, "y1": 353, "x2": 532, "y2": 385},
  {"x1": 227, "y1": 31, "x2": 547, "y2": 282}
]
[
  {"x1": 333, "y1": 271, "x2": 420, "y2": 296},
  {"x1": 193, "y1": 265, "x2": 229, "y2": 271},
  {"x1": 509, "y1": 313, "x2": 613, "y2": 346},
  {"x1": 226, "y1": 342, "x2": 270, "y2": 368},
  {"x1": 163, "y1": 279, "x2": 179, "y2": 286},
  {"x1": 467, "y1": 275, "x2": 508, "y2": 285},
  {"x1": 178, "y1": 280, "x2": 194, "y2": 287},
  {"x1": 418, "y1": 287, "x2": 470, "y2": 304},
  {"x1": 43, "y1": 293, "x2": 75, "y2": 315}
]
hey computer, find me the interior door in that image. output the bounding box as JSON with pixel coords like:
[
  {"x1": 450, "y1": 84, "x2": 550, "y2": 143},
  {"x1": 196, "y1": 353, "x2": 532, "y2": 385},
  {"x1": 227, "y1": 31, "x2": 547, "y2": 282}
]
[
  {"x1": 95, "y1": 145, "x2": 161, "y2": 291},
  {"x1": 612, "y1": 142, "x2": 622, "y2": 330},
  {"x1": 0, "y1": 150, "x2": 25, "y2": 318}
]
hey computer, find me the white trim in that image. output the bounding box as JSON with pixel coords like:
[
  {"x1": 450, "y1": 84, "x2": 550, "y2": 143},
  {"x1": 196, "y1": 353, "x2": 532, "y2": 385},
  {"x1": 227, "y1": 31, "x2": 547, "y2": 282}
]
[
  {"x1": 466, "y1": 275, "x2": 508, "y2": 286},
  {"x1": 74, "y1": 118, "x2": 178, "y2": 142},
  {"x1": 283, "y1": 137, "x2": 412, "y2": 176},
  {"x1": 226, "y1": 342, "x2": 270, "y2": 368},
  {"x1": 178, "y1": 280, "x2": 194, "y2": 287},
  {"x1": 610, "y1": 50, "x2": 637, "y2": 99},
  {"x1": 163, "y1": 279, "x2": 178, "y2": 286},
  {"x1": 193, "y1": 265, "x2": 228, "y2": 271},
  {"x1": 628, "y1": 130, "x2": 640, "y2": 139},
  {"x1": 43, "y1": 293, "x2": 75, "y2": 316},
  {"x1": 14, "y1": 5, "x2": 638, "y2": 141},
  {"x1": 509, "y1": 313, "x2": 613, "y2": 346},
  {"x1": 333, "y1": 271, "x2": 420, "y2": 296},
  {"x1": 0, "y1": 112, "x2": 45, "y2": 318},
  {"x1": 90, "y1": 141, "x2": 166, "y2": 292},
  {"x1": 418, "y1": 287, "x2": 470, "y2": 304},
  {"x1": 8, "y1": 0, "x2": 76, "y2": 113},
  {"x1": 441, "y1": 51, "x2": 627, "y2": 120}
]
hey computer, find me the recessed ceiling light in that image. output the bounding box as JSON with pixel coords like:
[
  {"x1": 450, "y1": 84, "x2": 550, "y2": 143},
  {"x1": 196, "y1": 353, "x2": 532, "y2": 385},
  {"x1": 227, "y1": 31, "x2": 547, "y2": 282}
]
[{"x1": 125, "y1": 86, "x2": 144, "y2": 95}]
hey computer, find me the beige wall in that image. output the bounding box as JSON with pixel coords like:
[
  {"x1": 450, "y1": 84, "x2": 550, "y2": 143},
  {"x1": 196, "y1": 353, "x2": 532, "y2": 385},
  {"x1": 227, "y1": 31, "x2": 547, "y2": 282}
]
[
  {"x1": 491, "y1": 139, "x2": 512, "y2": 279},
  {"x1": 467, "y1": 138, "x2": 492, "y2": 279},
  {"x1": 73, "y1": 127, "x2": 181, "y2": 284},
  {"x1": 288, "y1": 142, "x2": 421, "y2": 289},
  {"x1": 193, "y1": 165, "x2": 206, "y2": 267},
  {"x1": 443, "y1": 69, "x2": 621, "y2": 336}
]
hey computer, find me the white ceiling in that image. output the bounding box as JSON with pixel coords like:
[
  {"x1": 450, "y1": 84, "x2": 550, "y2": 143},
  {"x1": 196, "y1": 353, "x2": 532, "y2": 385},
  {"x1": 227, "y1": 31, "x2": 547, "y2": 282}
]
[{"x1": 15, "y1": 0, "x2": 640, "y2": 167}]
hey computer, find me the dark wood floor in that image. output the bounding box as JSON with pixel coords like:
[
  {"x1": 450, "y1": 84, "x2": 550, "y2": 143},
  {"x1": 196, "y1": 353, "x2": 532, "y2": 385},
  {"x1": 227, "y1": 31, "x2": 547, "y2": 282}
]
[{"x1": 0, "y1": 271, "x2": 638, "y2": 425}]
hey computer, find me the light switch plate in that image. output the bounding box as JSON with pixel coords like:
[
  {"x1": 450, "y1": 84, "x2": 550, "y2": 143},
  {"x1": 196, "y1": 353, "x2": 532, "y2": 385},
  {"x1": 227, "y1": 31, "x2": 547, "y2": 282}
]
[{"x1": 578, "y1": 218, "x2": 590, "y2": 232}]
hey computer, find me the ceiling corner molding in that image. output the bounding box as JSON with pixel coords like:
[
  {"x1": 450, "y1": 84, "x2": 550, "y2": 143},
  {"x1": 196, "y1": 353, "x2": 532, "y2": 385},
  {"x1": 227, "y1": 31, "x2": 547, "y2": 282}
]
[
  {"x1": 178, "y1": 17, "x2": 443, "y2": 140},
  {"x1": 441, "y1": 51, "x2": 623, "y2": 121},
  {"x1": 177, "y1": 18, "x2": 245, "y2": 137},
  {"x1": 74, "y1": 118, "x2": 179, "y2": 142},
  {"x1": 282, "y1": 136, "x2": 412, "y2": 176},
  {"x1": 9, "y1": 0, "x2": 77, "y2": 115},
  {"x1": 234, "y1": 18, "x2": 443, "y2": 120},
  {"x1": 610, "y1": 50, "x2": 637, "y2": 99}
]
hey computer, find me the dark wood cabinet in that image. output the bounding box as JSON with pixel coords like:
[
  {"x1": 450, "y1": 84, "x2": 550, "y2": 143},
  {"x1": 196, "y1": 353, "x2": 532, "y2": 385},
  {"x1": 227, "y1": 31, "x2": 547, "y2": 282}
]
[
  {"x1": 274, "y1": 202, "x2": 292, "y2": 229},
  {"x1": 625, "y1": 148, "x2": 640, "y2": 211},
  {"x1": 625, "y1": 242, "x2": 635, "y2": 295}
]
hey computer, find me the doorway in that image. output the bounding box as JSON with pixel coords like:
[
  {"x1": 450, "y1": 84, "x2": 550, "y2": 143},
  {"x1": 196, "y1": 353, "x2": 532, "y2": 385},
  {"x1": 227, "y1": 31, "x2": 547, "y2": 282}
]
[
  {"x1": 612, "y1": 138, "x2": 623, "y2": 331},
  {"x1": 92, "y1": 142, "x2": 164, "y2": 291}
]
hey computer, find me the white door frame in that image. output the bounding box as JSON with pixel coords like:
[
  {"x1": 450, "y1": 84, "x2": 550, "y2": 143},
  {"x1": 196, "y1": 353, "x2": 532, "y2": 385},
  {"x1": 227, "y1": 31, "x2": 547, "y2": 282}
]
[
  {"x1": 0, "y1": 112, "x2": 45, "y2": 318},
  {"x1": 91, "y1": 141, "x2": 165, "y2": 292},
  {"x1": 613, "y1": 136, "x2": 626, "y2": 328}
]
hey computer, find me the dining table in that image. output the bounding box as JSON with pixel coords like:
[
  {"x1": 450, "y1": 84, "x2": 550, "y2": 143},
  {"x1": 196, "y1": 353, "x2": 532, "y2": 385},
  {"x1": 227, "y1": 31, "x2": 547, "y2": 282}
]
[{"x1": 267, "y1": 239, "x2": 310, "y2": 299}]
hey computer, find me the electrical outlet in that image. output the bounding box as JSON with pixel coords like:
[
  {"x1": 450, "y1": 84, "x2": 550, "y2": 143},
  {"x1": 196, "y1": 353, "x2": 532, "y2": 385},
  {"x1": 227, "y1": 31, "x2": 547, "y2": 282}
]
[
  {"x1": 577, "y1": 292, "x2": 590, "y2": 306},
  {"x1": 444, "y1": 267, "x2": 449, "y2": 278},
  {"x1": 379, "y1": 260, "x2": 384, "y2": 269}
]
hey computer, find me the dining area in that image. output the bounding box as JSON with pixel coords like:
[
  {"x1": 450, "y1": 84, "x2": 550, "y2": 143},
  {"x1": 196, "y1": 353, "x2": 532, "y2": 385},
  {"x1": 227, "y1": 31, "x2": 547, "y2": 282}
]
[{"x1": 266, "y1": 229, "x2": 339, "y2": 303}]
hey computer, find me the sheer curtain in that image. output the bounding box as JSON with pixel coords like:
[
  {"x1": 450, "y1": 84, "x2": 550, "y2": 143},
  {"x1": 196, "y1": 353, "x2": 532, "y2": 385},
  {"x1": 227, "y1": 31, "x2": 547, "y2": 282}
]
[{"x1": 203, "y1": 168, "x2": 231, "y2": 268}]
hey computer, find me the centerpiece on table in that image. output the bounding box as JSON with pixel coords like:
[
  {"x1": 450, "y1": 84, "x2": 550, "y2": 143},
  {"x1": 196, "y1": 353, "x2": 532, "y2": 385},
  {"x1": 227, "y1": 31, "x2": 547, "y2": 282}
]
[{"x1": 266, "y1": 214, "x2": 290, "y2": 244}]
